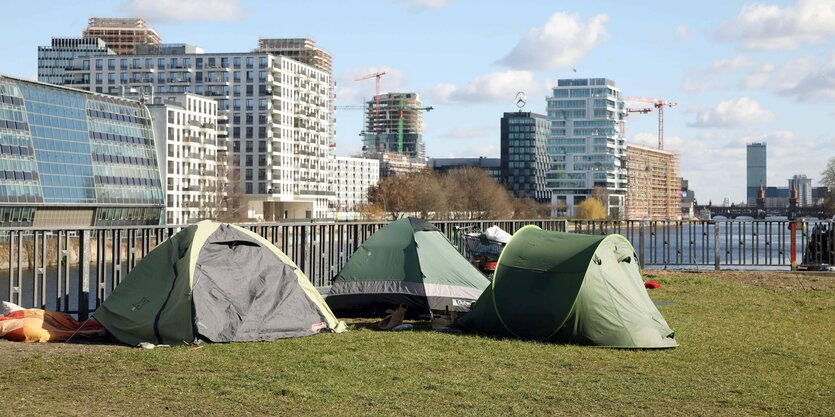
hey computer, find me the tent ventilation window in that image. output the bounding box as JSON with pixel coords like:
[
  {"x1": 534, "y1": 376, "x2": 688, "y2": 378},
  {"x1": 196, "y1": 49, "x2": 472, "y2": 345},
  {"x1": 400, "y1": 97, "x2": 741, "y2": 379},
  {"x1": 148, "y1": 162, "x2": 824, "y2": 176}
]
[{"x1": 592, "y1": 255, "x2": 602, "y2": 265}]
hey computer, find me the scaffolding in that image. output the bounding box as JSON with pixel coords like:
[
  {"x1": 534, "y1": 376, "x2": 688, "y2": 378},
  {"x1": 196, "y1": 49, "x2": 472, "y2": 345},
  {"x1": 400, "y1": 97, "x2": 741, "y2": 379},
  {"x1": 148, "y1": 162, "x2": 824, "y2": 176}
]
[
  {"x1": 625, "y1": 144, "x2": 681, "y2": 220},
  {"x1": 84, "y1": 17, "x2": 162, "y2": 55}
]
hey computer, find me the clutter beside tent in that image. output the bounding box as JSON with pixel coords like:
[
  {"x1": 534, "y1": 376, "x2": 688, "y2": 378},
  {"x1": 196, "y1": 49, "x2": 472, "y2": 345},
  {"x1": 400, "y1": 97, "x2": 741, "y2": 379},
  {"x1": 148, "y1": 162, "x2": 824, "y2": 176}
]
[
  {"x1": 461, "y1": 226, "x2": 677, "y2": 348},
  {"x1": 0, "y1": 302, "x2": 104, "y2": 343},
  {"x1": 94, "y1": 221, "x2": 346, "y2": 346},
  {"x1": 327, "y1": 217, "x2": 490, "y2": 318},
  {"x1": 461, "y1": 225, "x2": 511, "y2": 278}
]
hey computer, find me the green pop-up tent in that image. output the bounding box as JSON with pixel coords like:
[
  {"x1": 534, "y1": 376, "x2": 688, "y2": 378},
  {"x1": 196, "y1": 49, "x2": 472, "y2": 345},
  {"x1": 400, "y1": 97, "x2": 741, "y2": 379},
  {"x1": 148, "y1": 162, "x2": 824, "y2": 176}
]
[
  {"x1": 326, "y1": 217, "x2": 490, "y2": 316},
  {"x1": 460, "y1": 225, "x2": 677, "y2": 348},
  {"x1": 94, "y1": 221, "x2": 346, "y2": 346}
]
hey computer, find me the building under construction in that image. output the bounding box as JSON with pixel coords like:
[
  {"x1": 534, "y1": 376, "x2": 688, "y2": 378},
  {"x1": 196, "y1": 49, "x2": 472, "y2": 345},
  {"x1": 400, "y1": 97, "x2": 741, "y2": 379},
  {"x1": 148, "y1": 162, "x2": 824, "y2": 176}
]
[
  {"x1": 625, "y1": 144, "x2": 681, "y2": 220},
  {"x1": 255, "y1": 38, "x2": 333, "y2": 73},
  {"x1": 362, "y1": 92, "x2": 427, "y2": 161},
  {"x1": 83, "y1": 17, "x2": 161, "y2": 55}
]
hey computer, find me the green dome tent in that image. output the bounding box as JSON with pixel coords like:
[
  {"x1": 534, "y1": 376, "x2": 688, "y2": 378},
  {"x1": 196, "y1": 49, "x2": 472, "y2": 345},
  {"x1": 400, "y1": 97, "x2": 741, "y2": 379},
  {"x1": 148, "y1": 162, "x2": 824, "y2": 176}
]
[
  {"x1": 460, "y1": 226, "x2": 677, "y2": 348},
  {"x1": 94, "y1": 221, "x2": 346, "y2": 346},
  {"x1": 326, "y1": 218, "x2": 490, "y2": 317}
]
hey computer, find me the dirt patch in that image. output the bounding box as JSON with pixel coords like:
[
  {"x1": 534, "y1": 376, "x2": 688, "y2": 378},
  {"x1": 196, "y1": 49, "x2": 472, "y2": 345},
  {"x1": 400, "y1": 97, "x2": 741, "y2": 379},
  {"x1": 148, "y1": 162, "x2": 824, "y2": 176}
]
[
  {"x1": 645, "y1": 270, "x2": 835, "y2": 291},
  {"x1": 0, "y1": 339, "x2": 124, "y2": 371}
]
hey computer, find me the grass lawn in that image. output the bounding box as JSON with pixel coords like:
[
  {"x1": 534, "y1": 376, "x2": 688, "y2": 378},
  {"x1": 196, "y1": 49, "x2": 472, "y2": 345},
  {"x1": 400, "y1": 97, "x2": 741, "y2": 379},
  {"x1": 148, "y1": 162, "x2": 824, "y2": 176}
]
[{"x1": 1, "y1": 271, "x2": 833, "y2": 416}]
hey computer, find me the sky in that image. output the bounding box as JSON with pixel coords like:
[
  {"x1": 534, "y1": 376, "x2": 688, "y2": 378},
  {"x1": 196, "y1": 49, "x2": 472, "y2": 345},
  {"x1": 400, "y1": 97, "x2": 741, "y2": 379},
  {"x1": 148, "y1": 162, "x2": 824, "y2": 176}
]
[{"x1": 1, "y1": 0, "x2": 833, "y2": 204}]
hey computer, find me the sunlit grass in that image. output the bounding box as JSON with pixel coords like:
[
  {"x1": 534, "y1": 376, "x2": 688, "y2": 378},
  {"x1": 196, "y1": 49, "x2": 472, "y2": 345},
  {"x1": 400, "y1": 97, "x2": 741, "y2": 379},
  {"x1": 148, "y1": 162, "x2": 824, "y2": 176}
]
[{"x1": 1, "y1": 273, "x2": 833, "y2": 416}]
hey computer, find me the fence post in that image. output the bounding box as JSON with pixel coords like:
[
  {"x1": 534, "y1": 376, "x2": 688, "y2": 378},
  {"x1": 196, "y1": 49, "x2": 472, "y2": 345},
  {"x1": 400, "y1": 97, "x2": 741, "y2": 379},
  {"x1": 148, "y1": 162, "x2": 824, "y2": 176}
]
[
  {"x1": 790, "y1": 221, "x2": 797, "y2": 271},
  {"x1": 639, "y1": 222, "x2": 645, "y2": 268},
  {"x1": 78, "y1": 230, "x2": 91, "y2": 320},
  {"x1": 714, "y1": 221, "x2": 720, "y2": 271}
]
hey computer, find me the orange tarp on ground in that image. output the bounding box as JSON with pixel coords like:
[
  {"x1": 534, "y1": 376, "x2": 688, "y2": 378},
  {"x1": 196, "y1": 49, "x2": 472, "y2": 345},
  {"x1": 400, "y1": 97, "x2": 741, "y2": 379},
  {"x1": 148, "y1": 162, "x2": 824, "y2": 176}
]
[{"x1": 0, "y1": 309, "x2": 105, "y2": 343}]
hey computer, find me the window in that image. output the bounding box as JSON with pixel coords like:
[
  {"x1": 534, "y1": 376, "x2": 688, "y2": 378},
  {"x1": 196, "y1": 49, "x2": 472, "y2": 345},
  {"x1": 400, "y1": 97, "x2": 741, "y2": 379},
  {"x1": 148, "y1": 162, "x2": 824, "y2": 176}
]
[
  {"x1": 246, "y1": 57, "x2": 254, "y2": 68},
  {"x1": 233, "y1": 57, "x2": 241, "y2": 68}
]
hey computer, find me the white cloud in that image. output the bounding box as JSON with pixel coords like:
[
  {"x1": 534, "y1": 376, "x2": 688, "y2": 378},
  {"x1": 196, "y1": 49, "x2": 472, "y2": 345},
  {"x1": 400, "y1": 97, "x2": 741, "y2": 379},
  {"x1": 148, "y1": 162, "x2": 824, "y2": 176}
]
[
  {"x1": 675, "y1": 24, "x2": 690, "y2": 39},
  {"x1": 426, "y1": 71, "x2": 552, "y2": 105},
  {"x1": 709, "y1": 55, "x2": 752, "y2": 73},
  {"x1": 717, "y1": 0, "x2": 835, "y2": 49},
  {"x1": 646, "y1": 129, "x2": 831, "y2": 203},
  {"x1": 391, "y1": 0, "x2": 453, "y2": 11},
  {"x1": 499, "y1": 12, "x2": 608, "y2": 70},
  {"x1": 744, "y1": 56, "x2": 835, "y2": 101},
  {"x1": 680, "y1": 55, "x2": 752, "y2": 93},
  {"x1": 689, "y1": 97, "x2": 775, "y2": 128},
  {"x1": 680, "y1": 78, "x2": 722, "y2": 93},
  {"x1": 120, "y1": 0, "x2": 245, "y2": 22}
]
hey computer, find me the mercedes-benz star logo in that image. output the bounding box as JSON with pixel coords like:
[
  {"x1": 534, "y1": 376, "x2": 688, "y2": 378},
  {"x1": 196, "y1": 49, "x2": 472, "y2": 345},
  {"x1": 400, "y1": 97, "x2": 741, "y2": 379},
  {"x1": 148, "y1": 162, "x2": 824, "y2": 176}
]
[{"x1": 515, "y1": 91, "x2": 527, "y2": 109}]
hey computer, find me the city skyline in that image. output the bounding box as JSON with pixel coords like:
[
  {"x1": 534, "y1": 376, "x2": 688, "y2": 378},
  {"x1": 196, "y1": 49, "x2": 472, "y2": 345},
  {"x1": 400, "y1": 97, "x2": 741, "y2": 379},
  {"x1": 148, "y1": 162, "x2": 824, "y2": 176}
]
[{"x1": 3, "y1": 0, "x2": 833, "y2": 204}]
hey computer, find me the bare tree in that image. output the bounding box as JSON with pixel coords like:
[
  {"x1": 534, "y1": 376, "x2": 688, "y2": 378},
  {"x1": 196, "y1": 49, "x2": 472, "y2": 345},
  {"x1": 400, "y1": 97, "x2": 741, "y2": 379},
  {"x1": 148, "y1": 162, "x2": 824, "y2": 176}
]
[{"x1": 822, "y1": 156, "x2": 835, "y2": 213}]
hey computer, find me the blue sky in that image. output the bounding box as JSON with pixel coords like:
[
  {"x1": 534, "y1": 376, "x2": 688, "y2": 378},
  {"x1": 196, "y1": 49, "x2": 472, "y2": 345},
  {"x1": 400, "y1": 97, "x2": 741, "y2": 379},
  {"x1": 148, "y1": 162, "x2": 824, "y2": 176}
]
[{"x1": 1, "y1": 0, "x2": 833, "y2": 203}]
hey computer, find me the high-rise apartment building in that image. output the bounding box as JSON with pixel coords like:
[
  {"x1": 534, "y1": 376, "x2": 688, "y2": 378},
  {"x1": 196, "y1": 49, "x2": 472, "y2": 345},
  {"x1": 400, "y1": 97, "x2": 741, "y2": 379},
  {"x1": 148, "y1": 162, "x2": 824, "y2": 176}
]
[
  {"x1": 37, "y1": 37, "x2": 114, "y2": 85},
  {"x1": 255, "y1": 38, "x2": 333, "y2": 74},
  {"x1": 363, "y1": 92, "x2": 427, "y2": 161},
  {"x1": 147, "y1": 94, "x2": 223, "y2": 224},
  {"x1": 0, "y1": 75, "x2": 163, "y2": 227},
  {"x1": 330, "y1": 156, "x2": 379, "y2": 215},
  {"x1": 61, "y1": 44, "x2": 335, "y2": 220},
  {"x1": 788, "y1": 174, "x2": 813, "y2": 207},
  {"x1": 500, "y1": 111, "x2": 550, "y2": 202},
  {"x1": 83, "y1": 17, "x2": 161, "y2": 55},
  {"x1": 546, "y1": 78, "x2": 627, "y2": 217},
  {"x1": 625, "y1": 144, "x2": 681, "y2": 220},
  {"x1": 746, "y1": 142, "x2": 767, "y2": 206}
]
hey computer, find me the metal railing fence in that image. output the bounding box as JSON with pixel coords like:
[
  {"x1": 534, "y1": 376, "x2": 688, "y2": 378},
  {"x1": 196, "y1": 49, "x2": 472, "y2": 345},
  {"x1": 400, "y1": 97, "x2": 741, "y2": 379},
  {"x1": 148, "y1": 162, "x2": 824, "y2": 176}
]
[
  {"x1": 0, "y1": 218, "x2": 566, "y2": 319},
  {"x1": 2, "y1": 219, "x2": 832, "y2": 319}
]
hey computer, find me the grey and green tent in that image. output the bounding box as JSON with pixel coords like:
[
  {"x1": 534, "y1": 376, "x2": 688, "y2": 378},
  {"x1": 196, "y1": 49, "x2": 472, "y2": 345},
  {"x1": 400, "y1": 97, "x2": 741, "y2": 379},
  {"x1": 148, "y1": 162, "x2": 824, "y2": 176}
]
[
  {"x1": 460, "y1": 226, "x2": 677, "y2": 348},
  {"x1": 326, "y1": 218, "x2": 490, "y2": 316},
  {"x1": 94, "y1": 221, "x2": 346, "y2": 346}
]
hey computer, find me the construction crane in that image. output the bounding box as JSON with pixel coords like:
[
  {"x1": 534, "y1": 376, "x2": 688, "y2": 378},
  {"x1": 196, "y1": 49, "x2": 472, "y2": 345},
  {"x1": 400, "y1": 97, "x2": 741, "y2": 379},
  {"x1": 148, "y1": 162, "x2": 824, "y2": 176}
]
[
  {"x1": 355, "y1": 72, "x2": 386, "y2": 150},
  {"x1": 624, "y1": 97, "x2": 678, "y2": 149}
]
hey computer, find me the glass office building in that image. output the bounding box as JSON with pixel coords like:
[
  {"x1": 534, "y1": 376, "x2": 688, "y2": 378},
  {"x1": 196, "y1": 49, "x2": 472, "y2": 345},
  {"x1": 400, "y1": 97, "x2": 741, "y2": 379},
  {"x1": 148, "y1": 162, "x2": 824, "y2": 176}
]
[
  {"x1": 0, "y1": 75, "x2": 163, "y2": 227},
  {"x1": 746, "y1": 142, "x2": 767, "y2": 207},
  {"x1": 546, "y1": 78, "x2": 627, "y2": 217},
  {"x1": 37, "y1": 37, "x2": 114, "y2": 85},
  {"x1": 501, "y1": 111, "x2": 550, "y2": 203}
]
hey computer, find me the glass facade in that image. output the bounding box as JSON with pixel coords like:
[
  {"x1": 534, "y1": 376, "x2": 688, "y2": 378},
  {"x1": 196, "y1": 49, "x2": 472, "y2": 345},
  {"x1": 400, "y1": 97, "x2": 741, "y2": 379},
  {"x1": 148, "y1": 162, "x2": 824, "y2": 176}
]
[
  {"x1": 500, "y1": 112, "x2": 550, "y2": 202},
  {"x1": 37, "y1": 38, "x2": 113, "y2": 85},
  {"x1": 746, "y1": 143, "x2": 766, "y2": 206},
  {"x1": 0, "y1": 76, "x2": 163, "y2": 226},
  {"x1": 546, "y1": 78, "x2": 627, "y2": 217}
]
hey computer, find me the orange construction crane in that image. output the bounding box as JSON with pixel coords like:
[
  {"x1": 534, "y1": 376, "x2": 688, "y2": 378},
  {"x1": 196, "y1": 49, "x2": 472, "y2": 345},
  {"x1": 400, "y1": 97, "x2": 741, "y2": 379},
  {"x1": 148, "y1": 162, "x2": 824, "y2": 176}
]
[
  {"x1": 624, "y1": 97, "x2": 678, "y2": 149},
  {"x1": 355, "y1": 72, "x2": 386, "y2": 152}
]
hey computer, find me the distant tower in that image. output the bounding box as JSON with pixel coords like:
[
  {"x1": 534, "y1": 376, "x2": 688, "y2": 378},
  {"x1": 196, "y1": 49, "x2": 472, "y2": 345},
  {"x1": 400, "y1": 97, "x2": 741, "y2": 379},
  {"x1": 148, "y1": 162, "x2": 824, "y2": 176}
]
[{"x1": 746, "y1": 143, "x2": 767, "y2": 207}]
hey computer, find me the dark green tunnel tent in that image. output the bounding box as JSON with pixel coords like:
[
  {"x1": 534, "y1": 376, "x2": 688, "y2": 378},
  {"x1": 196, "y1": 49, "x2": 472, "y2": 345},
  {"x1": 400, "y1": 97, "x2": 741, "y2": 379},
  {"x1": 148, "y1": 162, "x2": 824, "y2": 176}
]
[
  {"x1": 94, "y1": 221, "x2": 346, "y2": 346},
  {"x1": 460, "y1": 226, "x2": 677, "y2": 348},
  {"x1": 326, "y1": 217, "x2": 490, "y2": 316}
]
